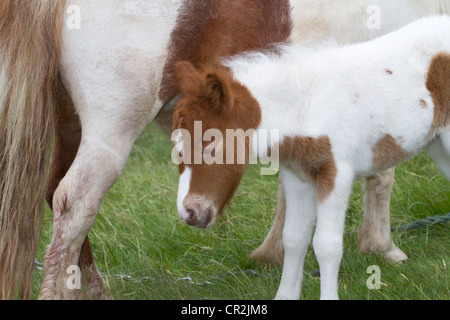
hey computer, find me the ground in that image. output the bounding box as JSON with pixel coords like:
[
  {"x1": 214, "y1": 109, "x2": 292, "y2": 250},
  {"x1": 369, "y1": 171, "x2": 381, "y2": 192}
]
[{"x1": 33, "y1": 123, "x2": 449, "y2": 300}]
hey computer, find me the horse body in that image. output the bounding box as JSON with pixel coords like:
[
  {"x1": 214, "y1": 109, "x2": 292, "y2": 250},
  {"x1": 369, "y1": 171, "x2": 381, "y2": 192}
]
[
  {"x1": 173, "y1": 16, "x2": 450, "y2": 300},
  {"x1": 61, "y1": 0, "x2": 181, "y2": 135},
  {"x1": 44, "y1": 0, "x2": 294, "y2": 300},
  {"x1": 230, "y1": 25, "x2": 449, "y2": 176},
  {"x1": 253, "y1": 18, "x2": 450, "y2": 299},
  {"x1": 1, "y1": 0, "x2": 449, "y2": 299}
]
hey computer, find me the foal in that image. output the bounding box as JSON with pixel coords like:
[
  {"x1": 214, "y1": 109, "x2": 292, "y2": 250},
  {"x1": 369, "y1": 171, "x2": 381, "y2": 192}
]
[{"x1": 173, "y1": 16, "x2": 450, "y2": 300}]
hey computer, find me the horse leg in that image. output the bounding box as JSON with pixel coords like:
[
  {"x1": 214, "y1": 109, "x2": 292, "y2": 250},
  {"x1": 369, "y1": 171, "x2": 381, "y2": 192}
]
[
  {"x1": 76, "y1": 237, "x2": 109, "y2": 300},
  {"x1": 275, "y1": 169, "x2": 316, "y2": 300},
  {"x1": 46, "y1": 80, "x2": 81, "y2": 210},
  {"x1": 39, "y1": 111, "x2": 147, "y2": 300},
  {"x1": 358, "y1": 168, "x2": 408, "y2": 263},
  {"x1": 251, "y1": 176, "x2": 285, "y2": 266},
  {"x1": 313, "y1": 165, "x2": 354, "y2": 300},
  {"x1": 255, "y1": 169, "x2": 406, "y2": 266},
  {"x1": 428, "y1": 132, "x2": 450, "y2": 180},
  {"x1": 45, "y1": 87, "x2": 109, "y2": 299}
]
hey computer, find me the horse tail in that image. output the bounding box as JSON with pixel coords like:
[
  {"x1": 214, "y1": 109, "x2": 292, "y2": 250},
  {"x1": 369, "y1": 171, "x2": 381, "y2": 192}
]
[{"x1": 0, "y1": 0, "x2": 66, "y2": 300}]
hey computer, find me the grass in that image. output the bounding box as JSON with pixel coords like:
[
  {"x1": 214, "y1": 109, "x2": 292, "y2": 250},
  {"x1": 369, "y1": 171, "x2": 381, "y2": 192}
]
[{"x1": 32, "y1": 123, "x2": 449, "y2": 300}]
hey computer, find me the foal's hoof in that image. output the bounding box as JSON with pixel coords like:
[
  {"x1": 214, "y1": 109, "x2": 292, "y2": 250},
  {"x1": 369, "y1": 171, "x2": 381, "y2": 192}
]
[{"x1": 383, "y1": 244, "x2": 408, "y2": 264}]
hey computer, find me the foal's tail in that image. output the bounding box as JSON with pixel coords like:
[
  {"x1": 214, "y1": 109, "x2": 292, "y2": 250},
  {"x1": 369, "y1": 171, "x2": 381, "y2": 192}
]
[{"x1": 0, "y1": 0, "x2": 66, "y2": 299}]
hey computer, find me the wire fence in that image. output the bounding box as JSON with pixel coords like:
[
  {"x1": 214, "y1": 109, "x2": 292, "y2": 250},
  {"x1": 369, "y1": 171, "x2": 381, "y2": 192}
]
[{"x1": 390, "y1": 212, "x2": 450, "y2": 231}]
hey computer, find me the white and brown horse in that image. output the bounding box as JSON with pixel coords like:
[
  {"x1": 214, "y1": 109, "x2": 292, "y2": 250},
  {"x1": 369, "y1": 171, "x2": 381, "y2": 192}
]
[
  {"x1": 173, "y1": 16, "x2": 450, "y2": 300},
  {"x1": 1, "y1": 0, "x2": 449, "y2": 299}
]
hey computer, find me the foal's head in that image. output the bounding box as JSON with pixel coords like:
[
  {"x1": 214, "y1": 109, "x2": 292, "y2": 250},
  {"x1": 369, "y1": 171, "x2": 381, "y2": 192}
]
[{"x1": 172, "y1": 61, "x2": 261, "y2": 228}]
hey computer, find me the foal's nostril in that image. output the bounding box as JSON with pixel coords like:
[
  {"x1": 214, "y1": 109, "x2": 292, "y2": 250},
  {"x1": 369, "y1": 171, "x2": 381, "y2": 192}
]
[
  {"x1": 184, "y1": 207, "x2": 198, "y2": 226},
  {"x1": 186, "y1": 208, "x2": 195, "y2": 219},
  {"x1": 182, "y1": 202, "x2": 216, "y2": 228}
]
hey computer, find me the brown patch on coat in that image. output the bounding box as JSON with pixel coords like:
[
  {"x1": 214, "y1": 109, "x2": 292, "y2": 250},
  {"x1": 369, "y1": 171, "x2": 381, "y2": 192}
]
[
  {"x1": 280, "y1": 136, "x2": 338, "y2": 203},
  {"x1": 372, "y1": 135, "x2": 411, "y2": 171},
  {"x1": 426, "y1": 53, "x2": 450, "y2": 137},
  {"x1": 385, "y1": 69, "x2": 393, "y2": 75},
  {"x1": 159, "y1": 0, "x2": 293, "y2": 104}
]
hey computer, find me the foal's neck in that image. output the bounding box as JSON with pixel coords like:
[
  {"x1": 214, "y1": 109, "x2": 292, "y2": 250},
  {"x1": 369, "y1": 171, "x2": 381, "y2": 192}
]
[{"x1": 227, "y1": 46, "x2": 323, "y2": 131}]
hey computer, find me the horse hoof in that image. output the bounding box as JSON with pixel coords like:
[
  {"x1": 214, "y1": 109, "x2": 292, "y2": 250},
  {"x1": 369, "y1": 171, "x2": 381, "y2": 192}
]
[{"x1": 383, "y1": 244, "x2": 408, "y2": 264}]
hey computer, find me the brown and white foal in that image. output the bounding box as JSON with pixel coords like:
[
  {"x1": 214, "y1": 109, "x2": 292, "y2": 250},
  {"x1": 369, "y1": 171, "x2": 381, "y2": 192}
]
[{"x1": 173, "y1": 17, "x2": 450, "y2": 300}]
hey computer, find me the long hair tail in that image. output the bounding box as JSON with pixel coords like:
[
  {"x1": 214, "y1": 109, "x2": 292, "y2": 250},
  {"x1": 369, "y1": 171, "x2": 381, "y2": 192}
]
[{"x1": 0, "y1": 0, "x2": 66, "y2": 300}]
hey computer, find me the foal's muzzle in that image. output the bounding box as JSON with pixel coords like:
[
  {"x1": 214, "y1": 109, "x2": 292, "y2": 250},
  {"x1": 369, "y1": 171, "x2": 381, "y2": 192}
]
[{"x1": 178, "y1": 195, "x2": 217, "y2": 229}]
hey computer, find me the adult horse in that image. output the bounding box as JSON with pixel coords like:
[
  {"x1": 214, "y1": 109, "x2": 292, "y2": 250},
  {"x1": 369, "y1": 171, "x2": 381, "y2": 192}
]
[{"x1": 0, "y1": 0, "x2": 448, "y2": 300}]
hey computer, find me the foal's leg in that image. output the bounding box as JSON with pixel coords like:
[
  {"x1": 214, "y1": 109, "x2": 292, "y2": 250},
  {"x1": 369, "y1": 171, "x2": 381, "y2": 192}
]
[
  {"x1": 39, "y1": 115, "x2": 147, "y2": 300},
  {"x1": 428, "y1": 132, "x2": 450, "y2": 180},
  {"x1": 275, "y1": 169, "x2": 316, "y2": 300},
  {"x1": 251, "y1": 177, "x2": 285, "y2": 266},
  {"x1": 358, "y1": 168, "x2": 408, "y2": 263},
  {"x1": 46, "y1": 84, "x2": 109, "y2": 300},
  {"x1": 313, "y1": 165, "x2": 354, "y2": 300},
  {"x1": 253, "y1": 168, "x2": 403, "y2": 266}
]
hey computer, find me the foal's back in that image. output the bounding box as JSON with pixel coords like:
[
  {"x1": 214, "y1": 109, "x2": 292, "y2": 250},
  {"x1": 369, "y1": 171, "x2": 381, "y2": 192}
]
[
  {"x1": 315, "y1": 16, "x2": 450, "y2": 174},
  {"x1": 228, "y1": 16, "x2": 450, "y2": 176}
]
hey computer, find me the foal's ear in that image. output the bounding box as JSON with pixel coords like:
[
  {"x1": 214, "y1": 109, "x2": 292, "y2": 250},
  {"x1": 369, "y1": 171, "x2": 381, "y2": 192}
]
[
  {"x1": 205, "y1": 72, "x2": 232, "y2": 112},
  {"x1": 175, "y1": 61, "x2": 204, "y2": 96}
]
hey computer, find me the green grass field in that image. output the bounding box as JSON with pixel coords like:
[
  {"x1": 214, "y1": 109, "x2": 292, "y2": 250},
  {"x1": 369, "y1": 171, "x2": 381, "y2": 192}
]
[{"x1": 32, "y1": 123, "x2": 449, "y2": 300}]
